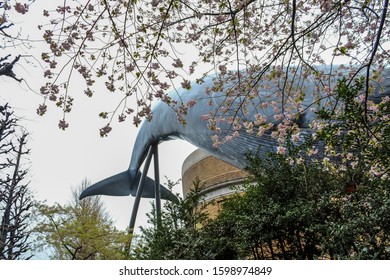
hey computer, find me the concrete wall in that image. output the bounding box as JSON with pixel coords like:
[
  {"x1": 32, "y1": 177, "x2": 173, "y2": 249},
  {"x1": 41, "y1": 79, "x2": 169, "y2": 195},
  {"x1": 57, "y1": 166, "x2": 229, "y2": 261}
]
[{"x1": 181, "y1": 149, "x2": 248, "y2": 218}]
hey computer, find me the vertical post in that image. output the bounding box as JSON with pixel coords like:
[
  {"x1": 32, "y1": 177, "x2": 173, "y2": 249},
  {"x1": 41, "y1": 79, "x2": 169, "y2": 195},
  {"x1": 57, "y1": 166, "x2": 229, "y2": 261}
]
[
  {"x1": 128, "y1": 145, "x2": 154, "y2": 235},
  {"x1": 153, "y1": 144, "x2": 162, "y2": 229}
]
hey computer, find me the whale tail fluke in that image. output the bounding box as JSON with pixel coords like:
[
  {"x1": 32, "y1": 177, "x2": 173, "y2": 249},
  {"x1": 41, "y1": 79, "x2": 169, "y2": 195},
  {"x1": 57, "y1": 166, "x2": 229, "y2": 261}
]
[
  {"x1": 79, "y1": 170, "x2": 177, "y2": 202},
  {"x1": 141, "y1": 176, "x2": 179, "y2": 202},
  {"x1": 79, "y1": 171, "x2": 132, "y2": 199}
]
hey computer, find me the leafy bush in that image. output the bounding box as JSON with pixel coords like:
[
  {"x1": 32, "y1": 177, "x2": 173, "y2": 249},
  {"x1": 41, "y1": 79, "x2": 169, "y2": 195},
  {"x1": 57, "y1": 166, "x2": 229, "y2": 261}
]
[
  {"x1": 133, "y1": 179, "x2": 225, "y2": 259},
  {"x1": 215, "y1": 151, "x2": 390, "y2": 259}
]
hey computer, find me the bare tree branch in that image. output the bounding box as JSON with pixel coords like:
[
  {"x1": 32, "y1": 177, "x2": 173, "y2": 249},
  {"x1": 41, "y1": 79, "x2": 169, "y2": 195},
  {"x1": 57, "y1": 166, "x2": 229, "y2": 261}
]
[{"x1": 0, "y1": 104, "x2": 33, "y2": 260}]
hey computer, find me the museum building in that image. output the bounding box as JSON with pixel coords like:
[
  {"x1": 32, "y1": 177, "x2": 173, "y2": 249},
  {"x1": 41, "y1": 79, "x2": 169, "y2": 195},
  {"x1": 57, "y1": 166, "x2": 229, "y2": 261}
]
[{"x1": 181, "y1": 149, "x2": 248, "y2": 218}]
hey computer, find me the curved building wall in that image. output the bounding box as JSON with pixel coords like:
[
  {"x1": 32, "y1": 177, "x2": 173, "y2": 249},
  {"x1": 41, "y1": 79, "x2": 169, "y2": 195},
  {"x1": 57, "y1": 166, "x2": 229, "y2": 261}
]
[{"x1": 181, "y1": 149, "x2": 248, "y2": 218}]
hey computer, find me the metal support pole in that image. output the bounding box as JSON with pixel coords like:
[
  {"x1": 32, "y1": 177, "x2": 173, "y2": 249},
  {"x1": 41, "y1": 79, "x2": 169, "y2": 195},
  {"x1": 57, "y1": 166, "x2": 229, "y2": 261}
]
[
  {"x1": 128, "y1": 145, "x2": 154, "y2": 235},
  {"x1": 153, "y1": 144, "x2": 162, "y2": 229}
]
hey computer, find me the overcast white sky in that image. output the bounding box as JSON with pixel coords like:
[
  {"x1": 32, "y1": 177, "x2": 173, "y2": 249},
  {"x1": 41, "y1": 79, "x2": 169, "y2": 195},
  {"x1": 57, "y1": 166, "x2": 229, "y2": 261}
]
[
  {"x1": 1, "y1": 2, "x2": 196, "y2": 231},
  {"x1": 6, "y1": 0, "x2": 387, "y2": 236}
]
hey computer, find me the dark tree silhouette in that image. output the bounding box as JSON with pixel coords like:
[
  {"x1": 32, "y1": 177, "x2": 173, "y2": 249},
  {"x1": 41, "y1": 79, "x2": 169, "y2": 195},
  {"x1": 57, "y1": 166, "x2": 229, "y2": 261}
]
[{"x1": 0, "y1": 103, "x2": 34, "y2": 260}]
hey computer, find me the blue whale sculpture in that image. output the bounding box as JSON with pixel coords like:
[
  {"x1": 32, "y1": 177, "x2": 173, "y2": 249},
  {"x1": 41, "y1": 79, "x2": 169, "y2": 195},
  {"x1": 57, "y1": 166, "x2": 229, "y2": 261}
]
[{"x1": 80, "y1": 67, "x2": 390, "y2": 203}]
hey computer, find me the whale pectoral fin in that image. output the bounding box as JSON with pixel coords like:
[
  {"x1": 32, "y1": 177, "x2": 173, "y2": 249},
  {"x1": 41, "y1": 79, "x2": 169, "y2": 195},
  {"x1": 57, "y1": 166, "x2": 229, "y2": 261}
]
[
  {"x1": 130, "y1": 175, "x2": 178, "y2": 202},
  {"x1": 79, "y1": 171, "x2": 132, "y2": 199}
]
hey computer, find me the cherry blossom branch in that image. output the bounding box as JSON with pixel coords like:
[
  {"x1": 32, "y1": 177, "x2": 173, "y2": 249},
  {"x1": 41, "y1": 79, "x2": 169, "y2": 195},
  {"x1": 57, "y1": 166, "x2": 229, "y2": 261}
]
[{"x1": 363, "y1": 0, "x2": 388, "y2": 117}]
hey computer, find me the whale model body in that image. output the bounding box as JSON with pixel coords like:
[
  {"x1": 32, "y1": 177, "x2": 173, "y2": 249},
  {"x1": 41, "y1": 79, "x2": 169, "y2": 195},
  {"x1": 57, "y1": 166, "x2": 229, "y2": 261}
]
[{"x1": 80, "y1": 67, "x2": 390, "y2": 202}]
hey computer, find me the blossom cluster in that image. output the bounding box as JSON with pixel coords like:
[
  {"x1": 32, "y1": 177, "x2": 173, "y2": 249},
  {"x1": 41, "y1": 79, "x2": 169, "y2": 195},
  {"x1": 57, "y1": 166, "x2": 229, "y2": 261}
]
[{"x1": 37, "y1": 0, "x2": 389, "y2": 145}]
